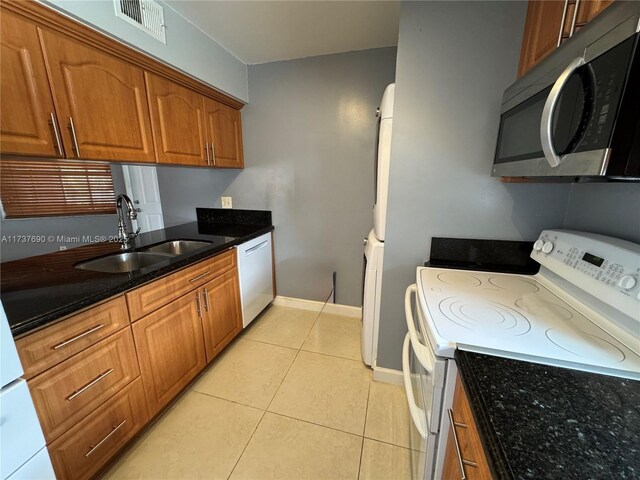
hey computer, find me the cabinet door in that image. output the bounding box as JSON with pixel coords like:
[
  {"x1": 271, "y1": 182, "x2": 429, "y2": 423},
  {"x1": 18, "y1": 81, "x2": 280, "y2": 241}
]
[
  {"x1": 145, "y1": 73, "x2": 207, "y2": 166},
  {"x1": 132, "y1": 293, "x2": 206, "y2": 417},
  {"x1": 203, "y1": 97, "x2": 244, "y2": 168},
  {"x1": 577, "y1": 0, "x2": 613, "y2": 24},
  {"x1": 518, "y1": 1, "x2": 567, "y2": 77},
  {"x1": 39, "y1": 29, "x2": 155, "y2": 163},
  {"x1": 0, "y1": 11, "x2": 62, "y2": 157},
  {"x1": 200, "y1": 268, "x2": 242, "y2": 362}
]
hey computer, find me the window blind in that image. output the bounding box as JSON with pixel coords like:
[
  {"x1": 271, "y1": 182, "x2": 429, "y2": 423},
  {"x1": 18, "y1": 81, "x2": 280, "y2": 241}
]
[{"x1": 0, "y1": 159, "x2": 116, "y2": 218}]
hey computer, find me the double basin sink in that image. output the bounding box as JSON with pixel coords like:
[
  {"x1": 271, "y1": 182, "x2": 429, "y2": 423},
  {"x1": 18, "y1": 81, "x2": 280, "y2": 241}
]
[{"x1": 75, "y1": 240, "x2": 212, "y2": 274}]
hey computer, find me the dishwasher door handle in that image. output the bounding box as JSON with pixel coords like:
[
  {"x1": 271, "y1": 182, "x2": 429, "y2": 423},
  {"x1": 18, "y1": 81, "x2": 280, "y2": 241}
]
[{"x1": 244, "y1": 240, "x2": 268, "y2": 255}]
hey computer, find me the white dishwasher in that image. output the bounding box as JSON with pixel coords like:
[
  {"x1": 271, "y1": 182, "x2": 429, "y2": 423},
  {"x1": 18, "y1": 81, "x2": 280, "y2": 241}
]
[{"x1": 237, "y1": 232, "x2": 274, "y2": 327}]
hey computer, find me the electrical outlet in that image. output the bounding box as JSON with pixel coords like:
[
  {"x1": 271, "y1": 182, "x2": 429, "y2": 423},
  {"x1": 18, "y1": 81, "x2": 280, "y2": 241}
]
[{"x1": 221, "y1": 196, "x2": 232, "y2": 209}]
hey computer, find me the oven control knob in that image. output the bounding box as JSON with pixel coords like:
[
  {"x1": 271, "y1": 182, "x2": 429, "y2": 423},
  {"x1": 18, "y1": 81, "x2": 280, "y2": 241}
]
[
  {"x1": 618, "y1": 275, "x2": 637, "y2": 290},
  {"x1": 542, "y1": 241, "x2": 554, "y2": 254},
  {"x1": 533, "y1": 240, "x2": 544, "y2": 251}
]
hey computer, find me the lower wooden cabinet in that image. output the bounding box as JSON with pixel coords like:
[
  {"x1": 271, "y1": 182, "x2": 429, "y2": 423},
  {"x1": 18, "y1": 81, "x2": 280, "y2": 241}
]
[
  {"x1": 200, "y1": 268, "x2": 243, "y2": 362},
  {"x1": 28, "y1": 327, "x2": 140, "y2": 443},
  {"x1": 443, "y1": 376, "x2": 494, "y2": 480},
  {"x1": 48, "y1": 377, "x2": 148, "y2": 480},
  {"x1": 18, "y1": 248, "x2": 247, "y2": 479},
  {"x1": 132, "y1": 292, "x2": 207, "y2": 417}
]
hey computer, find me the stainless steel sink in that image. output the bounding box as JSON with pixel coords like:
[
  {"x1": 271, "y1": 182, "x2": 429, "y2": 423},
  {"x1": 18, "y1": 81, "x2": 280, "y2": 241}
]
[
  {"x1": 75, "y1": 252, "x2": 171, "y2": 274},
  {"x1": 142, "y1": 240, "x2": 211, "y2": 256}
]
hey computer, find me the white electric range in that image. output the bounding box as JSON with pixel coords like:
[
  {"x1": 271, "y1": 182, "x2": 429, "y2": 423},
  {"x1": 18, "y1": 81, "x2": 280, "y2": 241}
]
[{"x1": 403, "y1": 229, "x2": 640, "y2": 480}]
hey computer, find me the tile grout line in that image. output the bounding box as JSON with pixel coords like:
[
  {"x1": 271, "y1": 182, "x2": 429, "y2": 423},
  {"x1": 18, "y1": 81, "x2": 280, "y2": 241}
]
[
  {"x1": 226, "y1": 409, "x2": 267, "y2": 480},
  {"x1": 266, "y1": 410, "x2": 365, "y2": 439},
  {"x1": 357, "y1": 378, "x2": 373, "y2": 479}
]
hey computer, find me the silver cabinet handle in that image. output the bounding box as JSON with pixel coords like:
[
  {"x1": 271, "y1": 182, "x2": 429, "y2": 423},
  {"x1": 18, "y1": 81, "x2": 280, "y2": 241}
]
[
  {"x1": 85, "y1": 420, "x2": 126, "y2": 457},
  {"x1": 540, "y1": 56, "x2": 585, "y2": 168},
  {"x1": 52, "y1": 324, "x2": 105, "y2": 350},
  {"x1": 245, "y1": 240, "x2": 268, "y2": 255},
  {"x1": 205, "y1": 143, "x2": 211, "y2": 165},
  {"x1": 68, "y1": 117, "x2": 80, "y2": 157},
  {"x1": 49, "y1": 112, "x2": 63, "y2": 156},
  {"x1": 195, "y1": 291, "x2": 202, "y2": 318},
  {"x1": 189, "y1": 271, "x2": 210, "y2": 283},
  {"x1": 211, "y1": 143, "x2": 216, "y2": 165},
  {"x1": 447, "y1": 409, "x2": 466, "y2": 480},
  {"x1": 557, "y1": 0, "x2": 570, "y2": 47},
  {"x1": 569, "y1": 0, "x2": 581, "y2": 37},
  {"x1": 67, "y1": 368, "x2": 114, "y2": 401},
  {"x1": 203, "y1": 288, "x2": 210, "y2": 312}
]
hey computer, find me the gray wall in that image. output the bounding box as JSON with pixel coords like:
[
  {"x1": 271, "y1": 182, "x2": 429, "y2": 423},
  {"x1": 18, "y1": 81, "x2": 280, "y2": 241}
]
[
  {"x1": 40, "y1": 0, "x2": 248, "y2": 102},
  {"x1": 376, "y1": 2, "x2": 573, "y2": 370},
  {"x1": 563, "y1": 183, "x2": 640, "y2": 243},
  {"x1": 156, "y1": 165, "x2": 239, "y2": 227},
  {"x1": 221, "y1": 47, "x2": 398, "y2": 305},
  {"x1": 1, "y1": 165, "x2": 126, "y2": 261}
]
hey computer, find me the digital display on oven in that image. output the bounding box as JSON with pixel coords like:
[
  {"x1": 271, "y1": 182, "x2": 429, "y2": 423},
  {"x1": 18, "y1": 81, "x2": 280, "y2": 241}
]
[{"x1": 582, "y1": 252, "x2": 604, "y2": 267}]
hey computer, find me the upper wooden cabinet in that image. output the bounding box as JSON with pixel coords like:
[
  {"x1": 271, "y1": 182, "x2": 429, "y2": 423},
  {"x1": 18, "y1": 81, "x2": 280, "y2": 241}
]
[
  {"x1": 0, "y1": 11, "x2": 62, "y2": 157},
  {"x1": 518, "y1": 0, "x2": 614, "y2": 77},
  {"x1": 145, "y1": 73, "x2": 208, "y2": 166},
  {"x1": 39, "y1": 29, "x2": 155, "y2": 163},
  {"x1": 203, "y1": 98, "x2": 244, "y2": 168},
  {"x1": 0, "y1": 1, "x2": 245, "y2": 168}
]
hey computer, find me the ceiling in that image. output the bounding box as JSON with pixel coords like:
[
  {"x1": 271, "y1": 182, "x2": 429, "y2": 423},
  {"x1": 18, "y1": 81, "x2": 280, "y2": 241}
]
[{"x1": 166, "y1": 1, "x2": 400, "y2": 65}]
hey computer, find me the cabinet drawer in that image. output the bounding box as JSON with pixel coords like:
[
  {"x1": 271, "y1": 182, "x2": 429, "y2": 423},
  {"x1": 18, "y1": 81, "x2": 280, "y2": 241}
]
[
  {"x1": 16, "y1": 297, "x2": 129, "y2": 379},
  {"x1": 48, "y1": 377, "x2": 148, "y2": 480},
  {"x1": 126, "y1": 249, "x2": 236, "y2": 320},
  {"x1": 29, "y1": 328, "x2": 140, "y2": 443}
]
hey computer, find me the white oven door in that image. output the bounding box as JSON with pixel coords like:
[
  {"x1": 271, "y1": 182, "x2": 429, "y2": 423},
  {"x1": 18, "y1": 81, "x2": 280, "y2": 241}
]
[{"x1": 403, "y1": 284, "x2": 446, "y2": 479}]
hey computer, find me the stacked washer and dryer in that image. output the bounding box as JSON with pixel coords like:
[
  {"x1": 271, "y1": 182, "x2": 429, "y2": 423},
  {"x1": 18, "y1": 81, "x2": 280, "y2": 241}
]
[{"x1": 361, "y1": 83, "x2": 395, "y2": 368}]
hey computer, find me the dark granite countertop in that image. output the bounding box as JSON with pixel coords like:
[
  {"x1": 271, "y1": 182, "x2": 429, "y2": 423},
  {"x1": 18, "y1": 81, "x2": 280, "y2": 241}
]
[
  {"x1": 1, "y1": 209, "x2": 272, "y2": 337},
  {"x1": 455, "y1": 350, "x2": 640, "y2": 479}
]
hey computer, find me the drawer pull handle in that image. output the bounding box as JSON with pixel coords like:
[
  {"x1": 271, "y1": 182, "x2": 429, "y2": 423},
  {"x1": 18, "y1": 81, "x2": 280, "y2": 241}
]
[
  {"x1": 203, "y1": 288, "x2": 210, "y2": 312},
  {"x1": 85, "y1": 419, "x2": 127, "y2": 457},
  {"x1": 189, "y1": 271, "x2": 210, "y2": 283},
  {"x1": 448, "y1": 409, "x2": 466, "y2": 480},
  {"x1": 67, "y1": 369, "x2": 114, "y2": 401},
  {"x1": 52, "y1": 324, "x2": 105, "y2": 350}
]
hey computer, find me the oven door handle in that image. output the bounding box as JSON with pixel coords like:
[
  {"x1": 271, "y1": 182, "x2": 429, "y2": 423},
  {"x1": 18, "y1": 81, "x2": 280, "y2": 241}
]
[
  {"x1": 540, "y1": 56, "x2": 585, "y2": 168},
  {"x1": 402, "y1": 333, "x2": 427, "y2": 439},
  {"x1": 404, "y1": 284, "x2": 434, "y2": 373}
]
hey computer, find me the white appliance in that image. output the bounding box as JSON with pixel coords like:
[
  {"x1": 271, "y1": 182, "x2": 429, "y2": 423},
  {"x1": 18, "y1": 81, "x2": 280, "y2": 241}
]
[
  {"x1": 237, "y1": 233, "x2": 274, "y2": 328},
  {"x1": 373, "y1": 83, "x2": 395, "y2": 242},
  {"x1": 361, "y1": 83, "x2": 395, "y2": 367},
  {"x1": 403, "y1": 230, "x2": 640, "y2": 479},
  {"x1": 0, "y1": 302, "x2": 55, "y2": 480}
]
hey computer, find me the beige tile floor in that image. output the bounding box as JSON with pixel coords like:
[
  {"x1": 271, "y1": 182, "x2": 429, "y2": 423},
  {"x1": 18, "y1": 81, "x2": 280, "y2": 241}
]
[{"x1": 103, "y1": 305, "x2": 414, "y2": 480}]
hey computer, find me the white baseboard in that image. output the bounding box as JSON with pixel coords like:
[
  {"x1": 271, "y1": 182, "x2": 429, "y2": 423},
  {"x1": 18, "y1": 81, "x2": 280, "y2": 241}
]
[
  {"x1": 272, "y1": 296, "x2": 362, "y2": 318},
  {"x1": 373, "y1": 366, "x2": 403, "y2": 386}
]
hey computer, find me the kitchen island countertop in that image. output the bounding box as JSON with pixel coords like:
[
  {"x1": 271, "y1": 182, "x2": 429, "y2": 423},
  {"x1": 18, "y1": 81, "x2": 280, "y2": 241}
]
[
  {"x1": 455, "y1": 350, "x2": 640, "y2": 479},
  {"x1": 1, "y1": 208, "x2": 273, "y2": 337}
]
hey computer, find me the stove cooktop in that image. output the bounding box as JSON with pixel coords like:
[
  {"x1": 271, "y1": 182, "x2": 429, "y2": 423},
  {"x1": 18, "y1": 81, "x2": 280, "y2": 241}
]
[{"x1": 416, "y1": 267, "x2": 640, "y2": 379}]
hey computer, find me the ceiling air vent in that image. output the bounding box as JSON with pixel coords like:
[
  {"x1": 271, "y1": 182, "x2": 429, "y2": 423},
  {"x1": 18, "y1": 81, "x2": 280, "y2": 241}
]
[{"x1": 114, "y1": 0, "x2": 166, "y2": 44}]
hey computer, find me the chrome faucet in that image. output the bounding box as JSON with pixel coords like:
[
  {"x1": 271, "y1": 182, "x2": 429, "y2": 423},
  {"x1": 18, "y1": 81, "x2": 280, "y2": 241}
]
[{"x1": 116, "y1": 194, "x2": 141, "y2": 249}]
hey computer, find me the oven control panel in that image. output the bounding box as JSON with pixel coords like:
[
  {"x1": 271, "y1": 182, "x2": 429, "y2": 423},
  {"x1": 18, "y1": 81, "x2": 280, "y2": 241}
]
[{"x1": 531, "y1": 230, "x2": 640, "y2": 319}]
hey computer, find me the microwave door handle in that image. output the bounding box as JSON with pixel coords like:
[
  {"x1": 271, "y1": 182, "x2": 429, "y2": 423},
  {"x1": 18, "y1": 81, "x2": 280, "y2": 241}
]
[{"x1": 540, "y1": 56, "x2": 585, "y2": 167}]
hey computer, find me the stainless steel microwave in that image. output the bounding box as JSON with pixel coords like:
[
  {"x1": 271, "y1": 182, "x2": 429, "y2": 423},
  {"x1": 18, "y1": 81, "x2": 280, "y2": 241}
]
[{"x1": 492, "y1": 2, "x2": 640, "y2": 180}]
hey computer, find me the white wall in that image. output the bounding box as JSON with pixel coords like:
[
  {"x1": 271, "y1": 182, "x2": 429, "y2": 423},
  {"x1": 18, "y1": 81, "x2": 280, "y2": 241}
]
[
  {"x1": 40, "y1": 0, "x2": 248, "y2": 102},
  {"x1": 376, "y1": 1, "x2": 573, "y2": 370}
]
